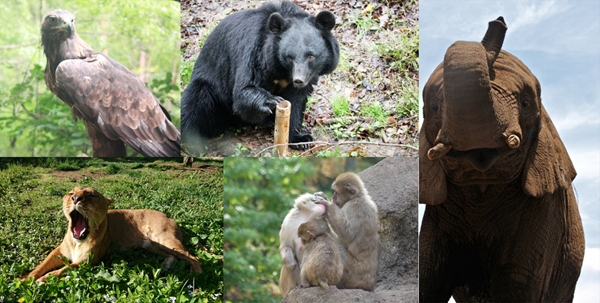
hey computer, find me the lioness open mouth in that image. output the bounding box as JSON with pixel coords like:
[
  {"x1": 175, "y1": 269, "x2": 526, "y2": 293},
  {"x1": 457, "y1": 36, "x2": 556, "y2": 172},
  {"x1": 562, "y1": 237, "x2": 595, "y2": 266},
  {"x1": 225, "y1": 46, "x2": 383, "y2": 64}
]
[{"x1": 70, "y1": 210, "x2": 89, "y2": 240}]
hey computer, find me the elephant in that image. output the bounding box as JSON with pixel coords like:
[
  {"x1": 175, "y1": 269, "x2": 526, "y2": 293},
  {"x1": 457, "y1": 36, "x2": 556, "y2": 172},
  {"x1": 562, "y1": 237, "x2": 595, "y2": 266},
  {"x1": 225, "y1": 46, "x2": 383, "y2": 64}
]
[{"x1": 419, "y1": 17, "x2": 585, "y2": 302}]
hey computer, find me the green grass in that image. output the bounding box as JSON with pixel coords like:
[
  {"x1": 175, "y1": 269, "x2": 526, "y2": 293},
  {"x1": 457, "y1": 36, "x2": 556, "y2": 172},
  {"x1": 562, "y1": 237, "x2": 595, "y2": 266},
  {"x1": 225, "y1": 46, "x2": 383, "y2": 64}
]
[
  {"x1": 374, "y1": 24, "x2": 419, "y2": 74},
  {"x1": 397, "y1": 75, "x2": 419, "y2": 116},
  {"x1": 315, "y1": 147, "x2": 347, "y2": 157},
  {"x1": 0, "y1": 158, "x2": 224, "y2": 302},
  {"x1": 180, "y1": 57, "x2": 194, "y2": 90},
  {"x1": 361, "y1": 101, "x2": 389, "y2": 123},
  {"x1": 331, "y1": 94, "x2": 351, "y2": 117},
  {"x1": 343, "y1": 11, "x2": 379, "y2": 36}
]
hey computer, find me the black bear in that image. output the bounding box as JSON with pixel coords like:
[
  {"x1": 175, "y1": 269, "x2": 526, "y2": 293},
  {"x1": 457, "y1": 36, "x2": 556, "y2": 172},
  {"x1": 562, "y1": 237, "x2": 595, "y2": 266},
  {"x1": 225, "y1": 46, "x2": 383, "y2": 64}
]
[{"x1": 181, "y1": 1, "x2": 339, "y2": 153}]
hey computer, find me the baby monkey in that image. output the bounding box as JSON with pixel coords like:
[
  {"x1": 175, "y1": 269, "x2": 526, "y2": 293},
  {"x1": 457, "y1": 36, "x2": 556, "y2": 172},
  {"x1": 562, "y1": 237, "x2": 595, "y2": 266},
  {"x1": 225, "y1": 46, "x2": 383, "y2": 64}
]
[{"x1": 297, "y1": 221, "x2": 343, "y2": 290}]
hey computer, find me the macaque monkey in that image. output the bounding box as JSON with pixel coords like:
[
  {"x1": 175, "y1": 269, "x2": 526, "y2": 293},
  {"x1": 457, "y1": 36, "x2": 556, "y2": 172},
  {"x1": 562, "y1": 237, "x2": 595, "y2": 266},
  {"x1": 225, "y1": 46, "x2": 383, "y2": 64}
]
[
  {"x1": 297, "y1": 221, "x2": 343, "y2": 290},
  {"x1": 279, "y1": 193, "x2": 331, "y2": 297},
  {"x1": 321, "y1": 172, "x2": 379, "y2": 291}
]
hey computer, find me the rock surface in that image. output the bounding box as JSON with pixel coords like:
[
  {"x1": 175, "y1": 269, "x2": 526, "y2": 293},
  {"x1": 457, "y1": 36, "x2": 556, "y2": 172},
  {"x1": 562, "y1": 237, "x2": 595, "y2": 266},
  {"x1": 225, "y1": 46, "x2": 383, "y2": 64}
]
[{"x1": 281, "y1": 157, "x2": 418, "y2": 303}]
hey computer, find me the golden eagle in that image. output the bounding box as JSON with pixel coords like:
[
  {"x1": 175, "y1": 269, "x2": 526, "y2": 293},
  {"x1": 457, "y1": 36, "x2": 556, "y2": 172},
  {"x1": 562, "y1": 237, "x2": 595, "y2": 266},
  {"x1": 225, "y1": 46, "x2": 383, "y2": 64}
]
[{"x1": 40, "y1": 9, "x2": 180, "y2": 157}]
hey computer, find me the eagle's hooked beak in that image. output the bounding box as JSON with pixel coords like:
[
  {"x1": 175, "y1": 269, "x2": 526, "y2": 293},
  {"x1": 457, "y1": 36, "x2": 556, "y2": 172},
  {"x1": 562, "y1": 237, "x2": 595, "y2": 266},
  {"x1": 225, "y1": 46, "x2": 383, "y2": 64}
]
[{"x1": 52, "y1": 17, "x2": 72, "y2": 35}]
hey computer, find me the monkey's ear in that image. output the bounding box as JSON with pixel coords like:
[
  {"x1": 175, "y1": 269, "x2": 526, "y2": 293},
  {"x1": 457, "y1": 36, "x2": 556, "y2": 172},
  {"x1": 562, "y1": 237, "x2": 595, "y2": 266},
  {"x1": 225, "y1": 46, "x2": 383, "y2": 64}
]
[
  {"x1": 344, "y1": 184, "x2": 356, "y2": 195},
  {"x1": 308, "y1": 230, "x2": 315, "y2": 238}
]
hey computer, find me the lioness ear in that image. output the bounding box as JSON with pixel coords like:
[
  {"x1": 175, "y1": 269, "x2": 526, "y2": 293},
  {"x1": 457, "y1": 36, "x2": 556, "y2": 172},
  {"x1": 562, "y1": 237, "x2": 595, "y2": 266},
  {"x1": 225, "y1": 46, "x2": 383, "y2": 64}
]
[
  {"x1": 522, "y1": 105, "x2": 576, "y2": 197},
  {"x1": 419, "y1": 128, "x2": 447, "y2": 205},
  {"x1": 107, "y1": 198, "x2": 114, "y2": 206}
]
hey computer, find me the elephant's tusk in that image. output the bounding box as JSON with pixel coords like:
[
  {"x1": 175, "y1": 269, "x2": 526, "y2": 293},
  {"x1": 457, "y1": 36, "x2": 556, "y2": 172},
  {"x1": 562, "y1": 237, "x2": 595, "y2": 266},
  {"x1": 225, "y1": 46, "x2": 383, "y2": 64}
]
[
  {"x1": 428, "y1": 143, "x2": 452, "y2": 160},
  {"x1": 506, "y1": 134, "x2": 520, "y2": 149}
]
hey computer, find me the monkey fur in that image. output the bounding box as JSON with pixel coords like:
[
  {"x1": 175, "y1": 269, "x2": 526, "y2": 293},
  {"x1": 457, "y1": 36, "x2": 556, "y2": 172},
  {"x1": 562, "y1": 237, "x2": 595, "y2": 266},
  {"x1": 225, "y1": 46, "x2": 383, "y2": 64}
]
[
  {"x1": 279, "y1": 193, "x2": 331, "y2": 297},
  {"x1": 297, "y1": 220, "x2": 343, "y2": 290},
  {"x1": 321, "y1": 172, "x2": 379, "y2": 291}
]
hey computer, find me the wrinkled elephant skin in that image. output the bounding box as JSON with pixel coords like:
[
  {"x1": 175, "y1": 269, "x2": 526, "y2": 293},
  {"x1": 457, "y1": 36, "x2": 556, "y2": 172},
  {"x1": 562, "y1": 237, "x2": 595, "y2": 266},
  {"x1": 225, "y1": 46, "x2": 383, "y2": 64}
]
[{"x1": 419, "y1": 17, "x2": 585, "y2": 302}]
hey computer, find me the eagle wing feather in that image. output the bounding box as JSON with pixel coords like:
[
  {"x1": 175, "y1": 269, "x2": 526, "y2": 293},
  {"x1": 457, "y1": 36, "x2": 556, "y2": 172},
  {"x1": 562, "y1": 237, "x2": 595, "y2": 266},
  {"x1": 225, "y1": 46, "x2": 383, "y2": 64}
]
[{"x1": 55, "y1": 53, "x2": 180, "y2": 157}]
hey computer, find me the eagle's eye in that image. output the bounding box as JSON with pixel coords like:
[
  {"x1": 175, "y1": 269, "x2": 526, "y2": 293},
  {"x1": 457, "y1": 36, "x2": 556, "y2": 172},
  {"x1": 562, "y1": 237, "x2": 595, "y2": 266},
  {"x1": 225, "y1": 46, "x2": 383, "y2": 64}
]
[{"x1": 48, "y1": 16, "x2": 57, "y2": 24}]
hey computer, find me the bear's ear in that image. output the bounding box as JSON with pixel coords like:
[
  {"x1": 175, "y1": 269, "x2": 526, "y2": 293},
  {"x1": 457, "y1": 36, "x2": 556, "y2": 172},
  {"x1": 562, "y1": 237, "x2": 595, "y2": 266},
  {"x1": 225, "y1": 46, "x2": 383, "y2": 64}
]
[
  {"x1": 315, "y1": 11, "x2": 335, "y2": 31},
  {"x1": 268, "y1": 13, "x2": 287, "y2": 33}
]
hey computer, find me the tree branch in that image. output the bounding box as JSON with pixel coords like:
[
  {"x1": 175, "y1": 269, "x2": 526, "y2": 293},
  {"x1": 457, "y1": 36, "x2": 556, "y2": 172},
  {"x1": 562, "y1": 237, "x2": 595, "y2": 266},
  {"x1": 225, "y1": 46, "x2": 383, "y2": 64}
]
[{"x1": 253, "y1": 141, "x2": 418, "y2": 157}]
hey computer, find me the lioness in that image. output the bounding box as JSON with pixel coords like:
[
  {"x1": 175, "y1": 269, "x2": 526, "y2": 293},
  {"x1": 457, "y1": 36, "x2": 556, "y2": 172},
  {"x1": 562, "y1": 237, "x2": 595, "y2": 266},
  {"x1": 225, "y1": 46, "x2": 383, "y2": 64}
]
[{"x1": 21, "y1": 187, "x2": 202, "y2": 281}]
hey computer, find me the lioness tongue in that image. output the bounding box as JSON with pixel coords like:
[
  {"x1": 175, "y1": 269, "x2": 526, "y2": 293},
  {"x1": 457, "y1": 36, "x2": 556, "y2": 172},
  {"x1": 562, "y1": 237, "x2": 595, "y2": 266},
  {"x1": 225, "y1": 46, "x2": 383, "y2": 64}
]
[{"x1": 73, "y1": 217, "x2": 87, "y2": 237}]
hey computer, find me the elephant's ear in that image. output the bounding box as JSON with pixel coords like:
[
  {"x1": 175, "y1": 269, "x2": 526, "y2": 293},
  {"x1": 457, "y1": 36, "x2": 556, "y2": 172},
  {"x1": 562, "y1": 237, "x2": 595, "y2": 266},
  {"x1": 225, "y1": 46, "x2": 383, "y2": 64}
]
[
  {"x1": 419, "y1": 128, "x2": 447, "y2": 205},
  {"x1": 522, "y1": 105, "x2": 576, "y2": 197}
]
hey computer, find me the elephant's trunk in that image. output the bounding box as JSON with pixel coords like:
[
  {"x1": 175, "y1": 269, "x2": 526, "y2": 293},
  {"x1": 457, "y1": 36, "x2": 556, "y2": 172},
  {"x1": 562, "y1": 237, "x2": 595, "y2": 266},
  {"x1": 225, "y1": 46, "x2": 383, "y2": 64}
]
[
  {"x1": 435, "y1": 41, "x2": 502, "y2": 151},
  {"x1": 432, "y1": 17, "x2": 521, "y2": 156}
]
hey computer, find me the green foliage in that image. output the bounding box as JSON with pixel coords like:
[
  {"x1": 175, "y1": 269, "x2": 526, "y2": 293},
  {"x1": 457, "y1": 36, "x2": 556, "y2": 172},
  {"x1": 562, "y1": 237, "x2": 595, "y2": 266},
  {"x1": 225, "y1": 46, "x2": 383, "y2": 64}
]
[
  {"x1": 0, "y1": 158, "x2": 224, "y2": 302},
  {"x1": 0, "y1": 0, "x2": 180, "y2": 156},
  {"x1": 336, "y1": 48, "x2": 351, "y2": 74},
  {"x1": 331, "y1": 94, "x2": 351, "y2": 117},
  {"x1": 233, "y1": 143, "x2": 250, "y2": 157},
  {"x1": 315, "y1": 147, "x2": 346, "y2": 157},
  {"x1": 374, "y1": 25, "x2": 419, "y2": 74},
  {"x1": 343, "y1": 11, "x2": 379, "y2": 36},
  {"x1": 105, "y1": 163, "x2": 122, "y2": 174},
  {"x1": 0, "y1": 63, "x2": 91, "y2": 156},
  {"x1": 224, "y1": 158, "x2": 316, "y2": 302},
  {"x1": 54, "y1": 159, "x2": 84, "y2": 171},
  {"x1": 332, "y1": 121, "x2": 352, "y2": 139},
  {"x1": 306, "y1": 96, "x2": 316, "y2": 109},
  {"x1": 180, "y1": 59, "x2": 194, "y2": 90},
  {"x1": 149, "y1": 72, "x2": 181, "y2": 128},
  {"x1": 397, "y1": 75, "x2": 419, "y2": 116},
  {"x1": 361, "y1": 101, "x2": 390, "y2": 123}
]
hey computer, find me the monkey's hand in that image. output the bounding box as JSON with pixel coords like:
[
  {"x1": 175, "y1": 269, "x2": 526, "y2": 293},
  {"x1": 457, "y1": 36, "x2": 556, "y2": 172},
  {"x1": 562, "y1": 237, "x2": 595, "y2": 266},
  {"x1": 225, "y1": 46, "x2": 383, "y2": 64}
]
[
  {"x1": 282, "y1": 255, "x2": 298, "y2": 271},
  {"x1": 312, "y1": 192, "x2": 329, "y2": 205}
]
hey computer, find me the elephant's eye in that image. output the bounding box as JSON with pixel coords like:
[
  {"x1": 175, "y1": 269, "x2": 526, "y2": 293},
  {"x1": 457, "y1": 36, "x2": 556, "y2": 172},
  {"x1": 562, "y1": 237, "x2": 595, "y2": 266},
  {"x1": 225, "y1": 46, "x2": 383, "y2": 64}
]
[
  {"x1": 431, "y1": 104, "x2": 439, "y2": 113},
  {"x1": 520, "y1": 94, "x2": 530, "y2": 107}
]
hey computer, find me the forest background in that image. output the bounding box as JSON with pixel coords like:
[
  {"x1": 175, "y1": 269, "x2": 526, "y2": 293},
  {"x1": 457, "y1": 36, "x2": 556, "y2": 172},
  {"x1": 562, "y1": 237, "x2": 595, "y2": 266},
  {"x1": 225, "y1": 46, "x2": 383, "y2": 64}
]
[{"x1": 0, "y1": 0, "x2": 180, "y2": 157}]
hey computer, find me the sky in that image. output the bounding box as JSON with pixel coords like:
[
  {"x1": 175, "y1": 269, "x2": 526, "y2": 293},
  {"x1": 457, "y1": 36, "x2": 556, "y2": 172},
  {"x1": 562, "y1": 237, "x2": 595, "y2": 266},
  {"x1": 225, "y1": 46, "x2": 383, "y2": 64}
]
[{"x1": 418, "y1": 0, "x2": 600, "y2": 301}]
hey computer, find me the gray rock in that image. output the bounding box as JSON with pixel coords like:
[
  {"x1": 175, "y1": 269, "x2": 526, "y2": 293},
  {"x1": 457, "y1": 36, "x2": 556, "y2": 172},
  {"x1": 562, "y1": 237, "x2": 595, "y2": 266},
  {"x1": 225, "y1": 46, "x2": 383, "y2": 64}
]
[
  {"x1": 283, "y1": 286, "x2": 387, "y2": 303},
  {"x1": 360, "y1": 157, "x2": 418, "y2": 292}
]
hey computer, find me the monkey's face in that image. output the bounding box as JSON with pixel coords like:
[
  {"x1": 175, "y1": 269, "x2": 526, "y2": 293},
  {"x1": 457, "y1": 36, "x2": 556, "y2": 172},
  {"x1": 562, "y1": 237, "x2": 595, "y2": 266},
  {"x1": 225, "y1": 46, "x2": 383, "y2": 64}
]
[
  {"x1": 332, "y1": 182, "x2": 359, "y2": 208},
  {"x1": 298, "y1": 222, "x2": 320, "y2": 245},
  {"x1": 304, "y1": 200, "x2": 326, "y2": 216},
  {"x1": 299, "y1": 230, "x2": 316, "y2": 245},
  {"x1": 332, "y1": 189, "x2": 339, "y2": 206},
  {"x1": 300, "y1": 235, "x2": 309, "y2": 245},
  {"x1": 332, "y1": 187, "x2": 350, "y2": 207}
]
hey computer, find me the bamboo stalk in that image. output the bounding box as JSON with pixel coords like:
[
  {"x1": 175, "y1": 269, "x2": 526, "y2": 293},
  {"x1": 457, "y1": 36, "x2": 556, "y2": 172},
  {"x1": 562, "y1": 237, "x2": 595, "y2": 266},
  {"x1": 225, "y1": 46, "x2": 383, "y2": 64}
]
[{"x1": 273, "y1": 100, "x2": 291, "y2": 157}]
